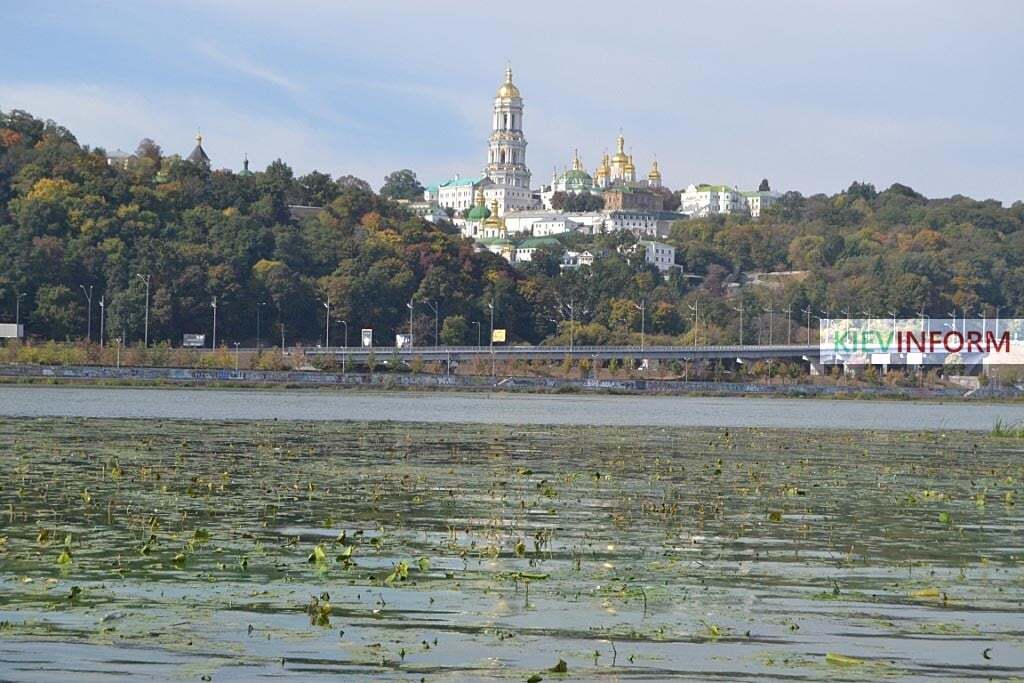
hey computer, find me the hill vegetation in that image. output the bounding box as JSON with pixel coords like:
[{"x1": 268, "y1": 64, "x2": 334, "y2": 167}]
[{"x1": 2, "y1": 109, "x2": 1022, "y2": 348}]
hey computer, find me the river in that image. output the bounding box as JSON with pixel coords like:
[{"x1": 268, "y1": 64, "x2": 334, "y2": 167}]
[{"x1": 1, "y1": 385, "x2": 1022, "y2": 429}]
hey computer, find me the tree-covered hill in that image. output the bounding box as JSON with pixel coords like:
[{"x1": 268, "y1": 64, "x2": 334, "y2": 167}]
[
  {"x1": 0, "y1": 110, "x2": 531, "y2": 346},
  {"x1": 2, "y1": 108, "x2": 1022, "y2": 348}
]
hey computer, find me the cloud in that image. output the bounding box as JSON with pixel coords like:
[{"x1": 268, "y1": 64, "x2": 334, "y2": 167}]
[{"x1": 195, "y1": 41, "x2": 302, "y2": 93}]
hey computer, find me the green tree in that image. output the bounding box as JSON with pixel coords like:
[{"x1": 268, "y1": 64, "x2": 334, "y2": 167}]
[
  {"x1": 380, "y1": 169, "x2": 424, "y2": 201},
  {"x1": 440, "y1": 315, "x2": 469, "y2": 345}
]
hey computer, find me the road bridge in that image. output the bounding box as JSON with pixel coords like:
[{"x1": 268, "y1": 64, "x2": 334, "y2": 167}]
[{"x1": 301, "y1": 344, "x2": 819, "y2": 363}]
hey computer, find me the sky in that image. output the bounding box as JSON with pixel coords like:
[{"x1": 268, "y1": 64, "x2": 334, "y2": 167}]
[{"x1": 2, "y1": 1, "x2": 1022, "y2": 203}]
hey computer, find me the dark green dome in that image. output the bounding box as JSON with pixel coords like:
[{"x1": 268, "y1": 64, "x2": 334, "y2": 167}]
[{"x1": 467, "y1": 203, "x2": 491, "y2": 221}]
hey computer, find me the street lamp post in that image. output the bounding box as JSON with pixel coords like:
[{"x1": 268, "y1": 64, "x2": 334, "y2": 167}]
[
  {"x1": 783, "y1": 307, "x2": 792, "y2": 345},
  {"x1": 98, "y1": 295, "x2": 105, "y2": 348},
  {"x1": 136, "y1": 273, "x2": 150, "y2": 347},
  {"x1": 115, "y1": 337, "x2": 122, "y2": 368},
  {"x1": 801, "y1": 306, "x2": 812, "y2": 345},
  {"x1": 566, "y1": 298, "x2": 576, "y2": 352},
  {"x1": 765, "y1": 304, "x2": 775, "y2": 346},
  {"x1": 488, "y1": 301, "x2": 495, "y2": 379},
  {"x1": 256, "y1": 301, "x2": 267, "y2": 350},
  {"x1": 79, "y1": 285, "x2": 93, "y2": 342},
  {"x1": 211, "y1": 296, "x2": 218, "y2": 349},
  {"x1": 339, "y1": 320, "x2": 348, "y2": 373},
  {"x1": 472, "y1": 321, "x2": 481, "y2": 348},
  {"x1": 15, "y1": 292, "x2": 26, "y2": 327},
  {"x1": 407, "y1": 298, "x2": 414, "y2": 349},
  {"x1": 322, "y1": 295, "x2": 331, "y2": 348},
  {"x1": 731, "y1": 302, "x2": 744, "y2": 345},
  {"x1": 634, "y1": 300, "x2": 646, "y2": 352},
  {"x1": 688, "y1": 300, "x2": 699, "y2": 346},
  {"x1": 233, "y1": 342, "x2": 240, "y2": 371}
]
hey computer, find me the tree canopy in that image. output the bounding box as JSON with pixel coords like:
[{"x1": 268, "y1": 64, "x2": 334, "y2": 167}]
[{"x1": 1, "y1": 109, "x2": 1021, "y2": 349}]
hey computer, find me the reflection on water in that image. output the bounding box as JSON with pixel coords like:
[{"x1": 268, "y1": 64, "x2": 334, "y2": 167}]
[
  {"x1": 0, "y1": 418, "x2": 1021, "y2": 680},
  {"x1": 3, "y1": 385, "x2": 1024, "y2": 429}
]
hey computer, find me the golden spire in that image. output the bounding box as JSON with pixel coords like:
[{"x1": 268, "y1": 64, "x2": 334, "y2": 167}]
[
  {"x1": 648, "y1": 158, "x2": 662, "y2": 180},
  {"x1": 496, "y1": 64, "x2": 520, "y2": 98},
  {"x1": 484, "y1": 199, "x2": 503, "y2": 226},
  {"x1": 571, "y1": 148, "x2": 582, "y2": 171},
  {"x1": 611, "y1": 133, "x2": 629, "y2": 166}
]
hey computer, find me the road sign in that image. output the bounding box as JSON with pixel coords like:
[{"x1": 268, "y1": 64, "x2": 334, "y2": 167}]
[
  {"x1": 361, "y1": 328, "x2": 373, "y2": 347},
  {"x1": 491, "y1": 329, "x2": 506, "y2": 343},
  {"x1": 396, "y1": 334, "x2": 413, "y2": 349},
  {"x1": 0, "y1": 323, "x2": 24, "y2": 339},
  {"x1": 182, "y1": 334, "x2": 206, "y2": 348}
]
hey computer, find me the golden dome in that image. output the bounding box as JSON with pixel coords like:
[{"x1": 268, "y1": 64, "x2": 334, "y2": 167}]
[
  {"x1": 571, "y1": 148, "x2": 582, "y2": 171},
  {"x1": 484, "y1": 200, "x2": 504, "y2": 227},
  {"x1": 496, "y1": 66, "x2": 520, "y2": 98},
  {"x1": 648, "y1": 159, "x2": 662, "y2": 180},
  {"x1": 624, "y1": 154, "x2": 636, "y2": 172},
  {"x1": 611, "y1": 133, "x2": 629, "y2": 165}
]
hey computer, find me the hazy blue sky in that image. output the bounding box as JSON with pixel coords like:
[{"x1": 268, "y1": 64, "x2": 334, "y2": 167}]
[{"x1": 3, "y1": 1, "x2": 1022, "y2": 202}]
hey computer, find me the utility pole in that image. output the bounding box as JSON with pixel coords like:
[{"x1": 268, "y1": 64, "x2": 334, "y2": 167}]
[
  {"x1": 801, "y1": 306, "x2": 812, "y2": 345},
  {"x1": 234, "y1": 342, "x2": 240, "y2": 371},
  {"x1": 765, "y1": 304, "x2": 775, "y2": 345},
  {"x1": 136, "y1": 273, "x2": 150, "y2": 347},
  {"x1": 211, "y1": 296, "x2": 218, "y2": 349},
  {"x1": 783, "y1": 307, "x2": 792, "y2": 345},
  {"x1": 79, "y1": 284, "x2": 93, "y2": 342},
  {"x1": 634, "y1": 300, "x2": 646, "y2": 351},
  {"x1": 473, "y1": 321, "x2": 481, "y2": 348},
  {"x1": 98, "y1": 295, "x2": 105, "y2": 348}
]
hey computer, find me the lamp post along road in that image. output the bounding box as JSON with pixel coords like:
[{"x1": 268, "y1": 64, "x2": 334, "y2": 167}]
[
  {"x1": 472, "y1": 321, "x2": 481, "y2": 348},
  {"x1": 634, "y1": 300, "x2": 646, "y2": 352},
  {"x1": 211, "y1": 296, "x2": 218, "y2": 349},
  {"x1": 407, "y1": 299, "x2": 414, "y2": 349},
  {"x1": 79, "y1": 284, "x2": 93, "y2": 342},
  {"x1": 15, "y1": 292, "x2": 26, "y2": 327},
  {"x1": 783, "y1": 307, "x2": 792, "y2": 345},
  {"x1": 233, "y1": 342, "x2": 240, "y2": 371},
  {"x1": 731, "y1": 303, "x2": 744, "y2": 346},
  {"x1": 136, "y1": 273, "x2": 150, "y2": 347},
  {"x1": 339, "y1": 320, "x2": 348, "y2": 373},
  {"x1": 488, "y1": 301, "x2": 495, "y2": 378},
  {"x1": 322, "y1": 295, "x2": 330, "y2": 348},
  {"x1": 98, "y1": 295, "x2": 105, "y2": 348},
  {"x1": 801, "y1": 306, "x2": 812, "y2": 345},
  {"x1": 256, "y1": 301, "x2": 266, "y2": 350}
]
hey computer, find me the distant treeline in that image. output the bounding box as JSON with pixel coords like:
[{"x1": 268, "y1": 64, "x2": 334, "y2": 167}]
[{"x1": 2, "y1": 109, "x2": 1022, "y2": 348}]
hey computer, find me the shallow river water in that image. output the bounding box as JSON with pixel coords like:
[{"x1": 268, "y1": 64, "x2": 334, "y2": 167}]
[
  {"x1": 0, "y1": 417, "x2": 1022, "y2": 681},
  {"x1": 2, "y1": 385, "x2": 1024, "y2": 429}
]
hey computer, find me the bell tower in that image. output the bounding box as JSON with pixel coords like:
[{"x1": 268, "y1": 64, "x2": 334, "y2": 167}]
[{"x1": 484, "y1": 66, "x2": 531, "y2": 189}]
